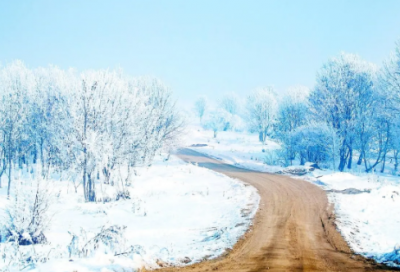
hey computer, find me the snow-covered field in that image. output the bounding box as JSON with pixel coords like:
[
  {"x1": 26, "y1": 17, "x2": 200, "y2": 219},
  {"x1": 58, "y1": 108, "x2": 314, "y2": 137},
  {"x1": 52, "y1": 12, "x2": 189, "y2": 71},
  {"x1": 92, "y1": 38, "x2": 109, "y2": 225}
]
[
  {"x1": 184, "y1": 125, "x2": 281, "y2": 172},
  {"x1": 185, "y1": 126, "x2": 400, "y2": 266},
  {"x1": 0, "y1": 156, "x2": 259, "y2": 272}
]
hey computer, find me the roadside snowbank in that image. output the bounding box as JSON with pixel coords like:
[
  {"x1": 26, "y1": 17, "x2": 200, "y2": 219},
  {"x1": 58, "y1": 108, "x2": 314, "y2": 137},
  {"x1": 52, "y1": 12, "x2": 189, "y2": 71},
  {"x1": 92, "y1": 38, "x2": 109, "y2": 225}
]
[
  {"x1": 0, "y1": 155, "x2": 259, "y2": 272},
  {"x1": 185, "y1": 126, "x2": 400, "y2": 266},
  {"x1": 320, "y1": 174, "x2": 400, "y2": 267}
]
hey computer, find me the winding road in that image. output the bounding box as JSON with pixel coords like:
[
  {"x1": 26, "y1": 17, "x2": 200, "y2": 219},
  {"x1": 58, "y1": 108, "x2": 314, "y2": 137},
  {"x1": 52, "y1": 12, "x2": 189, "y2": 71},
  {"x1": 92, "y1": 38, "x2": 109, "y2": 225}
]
[{"x1": 151, "y1": 148, "x2": 397, "y2": 272}]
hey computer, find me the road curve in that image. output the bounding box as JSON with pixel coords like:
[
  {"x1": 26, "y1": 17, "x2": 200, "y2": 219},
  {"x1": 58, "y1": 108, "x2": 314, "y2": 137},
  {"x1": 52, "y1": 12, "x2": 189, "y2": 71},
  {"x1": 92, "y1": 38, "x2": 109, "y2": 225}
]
[{"x1": 150, "y1": 148, "x2": 397, "y2": 272}]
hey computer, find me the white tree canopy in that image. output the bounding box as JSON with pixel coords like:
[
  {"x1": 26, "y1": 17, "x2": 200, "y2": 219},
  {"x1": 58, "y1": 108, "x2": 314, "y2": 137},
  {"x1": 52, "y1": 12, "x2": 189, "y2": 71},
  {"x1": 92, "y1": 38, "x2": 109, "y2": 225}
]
[{"x1": 246, "y1": 87, "x2": 277, "y2": 144}]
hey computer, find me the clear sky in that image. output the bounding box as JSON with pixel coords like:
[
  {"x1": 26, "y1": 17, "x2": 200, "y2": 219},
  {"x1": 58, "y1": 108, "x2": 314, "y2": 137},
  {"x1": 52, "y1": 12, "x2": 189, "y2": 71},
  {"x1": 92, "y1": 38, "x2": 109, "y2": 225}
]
[{"x1": 1, "y1": 0, "x2": 399, "y2": 103}]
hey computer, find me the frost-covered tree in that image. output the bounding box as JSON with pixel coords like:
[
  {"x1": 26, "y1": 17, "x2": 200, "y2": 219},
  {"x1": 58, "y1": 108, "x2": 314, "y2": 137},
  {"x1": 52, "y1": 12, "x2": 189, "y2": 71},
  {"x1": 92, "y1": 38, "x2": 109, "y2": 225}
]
[
  {"x1": 194, "y1": 96, "x2": 207, "y2": 122},
  {"x1": 381, "y1": 40, "x2": 400, "y2": 109},
  {"x1": 134, "y1": 77, "x2": 184, "y2": 166},
  {"x1": 0, "y1": 61, "x2": 182, "y2": 202},
  {"x1": 367, "y1": 42, "x2": 400, "y2": 173},
  {"x1": 381, "y1": 40, "x2": 400, "y2": 171},
  {"x1": 219, "y1": 92, "x2": 240, "y2": 115},
  {"x1": 290, "y1": 123, "x2": 337, "y2": 167},
  {"x1": 391, "y1": 118, "x2": 400, "y2": 172},
  {"x1": 203, "y1": 109, "x2": 230, "y2": 138},
  {"x1": 358, "y1": 86, "x2": 395, "y2": 173},
  {"x1": 29, "y1": 66, "x2": 72, "y2": 177},
  {"x1": 309, "y1": 53, "x2": 376, "y2": 171},
  {"x1": 70, "y1": 70, "x2": 123, "y2": 202},
  {"x1": 0, "y1": 137, "x2": 6, "y2": 188},
  {"x1": 275, "y1": 86, "x2": 310, "y2": 165},
  {"x1": 0, "y1": 61, "x2": 33, "y2": 197},
  {"x1": 246, "y1": 87, "x2": 277, "y2": 144},
  {"x1": 217, "y1": 92, "x2": 244, "y2": 131},
  {"x1": 276, "y1": 86, "x2": 309, "y2": 133}
]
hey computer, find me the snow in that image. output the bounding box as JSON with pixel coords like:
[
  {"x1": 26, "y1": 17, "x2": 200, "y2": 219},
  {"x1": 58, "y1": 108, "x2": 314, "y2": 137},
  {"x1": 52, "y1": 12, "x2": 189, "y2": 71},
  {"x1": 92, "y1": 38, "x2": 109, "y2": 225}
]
[
  {"x1": 184, "y1": 125, "x2": 282, "y2": 173},
  {"x1": 304, "y1": 169, "x2": 400, "y2": 266},
  {"x1": 0, "y1": 155, "x2": 259, "y2": 271},
  {"x1": 323, "y1": 175, "x2": 400, "y2": 266},
  {"x1": 185, "y1": 126, "x2": 400, "y2": 266}
]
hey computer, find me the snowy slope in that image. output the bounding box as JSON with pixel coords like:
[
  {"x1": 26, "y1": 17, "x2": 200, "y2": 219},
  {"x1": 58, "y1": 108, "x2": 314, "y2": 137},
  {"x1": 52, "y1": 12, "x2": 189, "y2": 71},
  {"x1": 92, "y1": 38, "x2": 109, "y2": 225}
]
[{"x1": 0, "y1": 156, "x2": 259, "y2": 272}]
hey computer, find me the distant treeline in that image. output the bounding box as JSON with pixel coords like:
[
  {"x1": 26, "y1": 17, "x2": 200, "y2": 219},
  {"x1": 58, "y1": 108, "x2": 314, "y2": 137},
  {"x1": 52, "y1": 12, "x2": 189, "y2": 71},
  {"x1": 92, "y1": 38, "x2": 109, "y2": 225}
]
[{"x1": 195, "y1": 41, "x2": 400, "y2": 173}]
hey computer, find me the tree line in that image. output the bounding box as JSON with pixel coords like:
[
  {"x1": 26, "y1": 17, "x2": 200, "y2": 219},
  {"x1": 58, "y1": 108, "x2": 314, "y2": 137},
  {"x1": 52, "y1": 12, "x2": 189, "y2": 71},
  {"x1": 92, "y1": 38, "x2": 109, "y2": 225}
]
[
  {"x1": 0, "y1": 61, "x2": 182, "y2": 201},
  {"x1": 195, "y1": 41, "x2": 400, "y2": 173}
]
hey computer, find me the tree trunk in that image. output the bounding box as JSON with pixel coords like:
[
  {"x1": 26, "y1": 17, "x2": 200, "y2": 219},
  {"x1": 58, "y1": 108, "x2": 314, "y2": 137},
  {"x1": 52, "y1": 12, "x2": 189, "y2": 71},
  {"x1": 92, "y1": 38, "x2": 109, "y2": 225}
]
[
  {"x1": 289, "y1": 149, "x2": 293, "y2": 166},
  {"x1": 394, "y1": 150, "x2": 399, "y2": 172},
  {"x1": 338, "y1": 149, "x2": 347, "y2": 172},
  {"x1": 263, "y1": 128, "x2": 268, "y2": 144},
  {"x1": 87, "y1": 173, "x2": 95, "y2": 202},
  {"x1": 83, "y1": 159, "x2": 87, "y2": 201},
  {"x1": 357, "y1": 151, "x2": 363, "y2": 165},
  {"x1": 26, "y1": 153, "x2": 29, "y2": 173},
  {"x1": 7, "y1": 153, "x2": 12, "y2": 198},
  {"x1": 33, "y1": 143, "x2": 37, "y2": 164},
  {"x1": 0, "y1": 158, "x2": 4, "y2": 188},
  {"x1": 347, "y1": 147, "x2": 353, "y2": 169},
  {"x1": 82, "y1": 107, "x2": 95, "y2": 202},
  {"x1": 213, "y1": 130, "x2": 217, "y2": 138},
  {"x1": 103, "y1": 167, "x2": 111, "y2": 184},
  {"x1": 338, "y1": 138, "x2": 348, "y2": 172},
  {"x1": 40, "y1": 138, "x2": 45, "y2": 177},
  {"x1": 366, "y1": 153, "x2": 382, "y2": 173},
  {"x1": 18, "y1": 149, "x2": 23, "y2": 169},
  {"x1": 381, "y1": 149, "x2": 387, "y2": 173},
  {"x1": 363, "y1": 150, "x2": 369, "y2": 171},
  {"x1": 0, "y1": 138, "x2": 5, "y2": 188},
  {"x1": 7, "y1": 131, "x2": 12, "y2": 198},
  {"x1": 258, "y1": 131, "x2": 264, "y2": 142},
  {"x1": 300, "y1": 154, "x2": 306, "y2": 166},
  {"x1": 365, "y1": 142, "x2": 384, "y2": 173}
]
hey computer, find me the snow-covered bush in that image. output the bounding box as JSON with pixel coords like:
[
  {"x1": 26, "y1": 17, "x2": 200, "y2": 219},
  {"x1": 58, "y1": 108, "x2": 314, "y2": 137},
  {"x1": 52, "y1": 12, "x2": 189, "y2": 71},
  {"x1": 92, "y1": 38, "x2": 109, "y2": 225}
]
[
  {"x1": 289, "y1": 123, "x2": 337, "y2": 167},
  {"x1": 263, "y1": 149, "x2": 286, "y2": 166},
  {"x1": 0, "y1": 240, "x2": 58, "y2": 270},
  {"x1": 274, "y1": 86, "x2": 310, "y2": 166},
  {"x1": 1, "y1": 177, "x2": 52, "y2": 246},
  {"x1": 68, "y1": 225, "x2": 127, "y2": 258}
]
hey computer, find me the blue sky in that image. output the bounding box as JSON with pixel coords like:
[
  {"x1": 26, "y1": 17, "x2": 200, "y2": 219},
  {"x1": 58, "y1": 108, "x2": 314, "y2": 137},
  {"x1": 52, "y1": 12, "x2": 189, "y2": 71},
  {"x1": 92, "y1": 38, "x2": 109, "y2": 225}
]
[{"x1": 0, "y1": 0, "x2": 399, "y2": 103}]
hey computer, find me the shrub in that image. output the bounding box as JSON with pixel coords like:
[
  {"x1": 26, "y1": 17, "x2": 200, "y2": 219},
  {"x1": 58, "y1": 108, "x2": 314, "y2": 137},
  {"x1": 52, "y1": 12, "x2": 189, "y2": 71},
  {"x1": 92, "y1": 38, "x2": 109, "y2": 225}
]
[
  {"x1": 1, "y1": 177, "x2": 52, "y2": 246},
  {"x1": 68, "y1": 225, "x2": 127, "y2": 258}
]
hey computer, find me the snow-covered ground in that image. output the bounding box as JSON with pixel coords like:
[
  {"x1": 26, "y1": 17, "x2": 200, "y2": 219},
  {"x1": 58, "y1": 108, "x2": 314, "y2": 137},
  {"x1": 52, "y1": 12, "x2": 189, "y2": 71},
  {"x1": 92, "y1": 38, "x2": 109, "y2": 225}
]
[
  {"x1": 184, "y1": 125, "x2": 281, "y2": 172},
  {"x1": 184, "y1": 126, "x2": 400, "y2": 266},
  {"x1": 308, "y1": 172, "x2": 400, "y2": 266},
  {"x1": 0, "y1": 156, "x2": 259, "y2": 272}
]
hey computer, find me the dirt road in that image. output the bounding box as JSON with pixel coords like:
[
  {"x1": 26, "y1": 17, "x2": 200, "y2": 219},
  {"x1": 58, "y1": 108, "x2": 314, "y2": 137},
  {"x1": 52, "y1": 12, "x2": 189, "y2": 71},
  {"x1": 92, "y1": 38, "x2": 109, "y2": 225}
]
[{"x1": 150, "y1": 148, "x2": 397, "y2": 272}]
